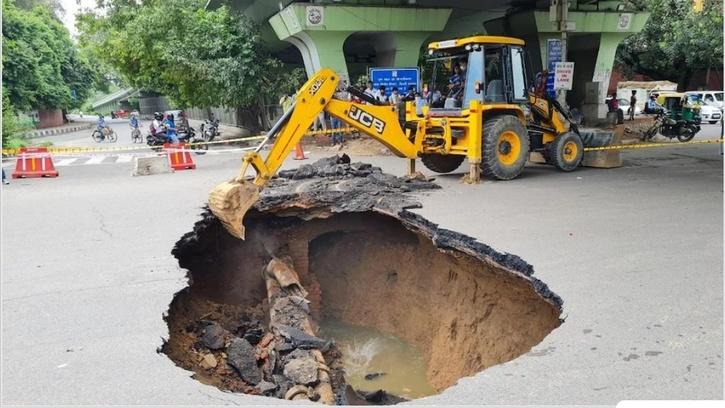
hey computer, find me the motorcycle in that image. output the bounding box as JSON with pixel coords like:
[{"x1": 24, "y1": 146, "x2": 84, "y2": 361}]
[
  {"x1": 177, "y1": 122, "x2": 195, "y2": 139},
  {"x1": 146, "y1": 125, "x2": 208, "y2": 154},
  {"x1": 643, "y1": 111, "x2": 700, "y2": 143},
  {"x1": 199, "y1": 118, "x2": 220, "y2": 141},
  {"x1": 643, "y1": 93, "x2": 702, "y2": 143}
]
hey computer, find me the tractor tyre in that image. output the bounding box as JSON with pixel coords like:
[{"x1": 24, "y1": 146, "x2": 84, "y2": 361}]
[
  {"x1": 547, "y1": 131, "x2": 583, "y2": 172},
  {"x1": 420, "y1": 154, "x2": 464, "y2": 173},
  {"x1": 481, "y1": 115, "x2": 529, "y2": 180}
]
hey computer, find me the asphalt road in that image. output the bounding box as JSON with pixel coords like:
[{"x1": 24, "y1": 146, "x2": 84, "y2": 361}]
[{"x1": 1, "y1": 125, "x2": 722, "y2": 406}]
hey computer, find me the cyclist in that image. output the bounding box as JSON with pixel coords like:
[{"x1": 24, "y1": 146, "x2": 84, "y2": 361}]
[
  {"x1": 96, "y1": 114, "x2": 108, "y2": 136},
  {"x1": 129, "y1": 113, "x2": 140, "y2": 142}
]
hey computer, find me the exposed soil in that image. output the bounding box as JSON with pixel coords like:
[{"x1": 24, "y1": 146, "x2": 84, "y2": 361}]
[
  {"x1": 161, "y1": 156, "x2": 563, "y2": 404},
  {"x1": 312, "y1": 138, "x2": 394, "y2": 156}
]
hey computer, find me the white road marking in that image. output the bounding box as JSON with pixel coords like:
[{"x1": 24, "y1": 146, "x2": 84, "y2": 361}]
[
  {"x1": 83, "y1": 156, "x2": 106, "y2": 165},
  {"x1": 54, "y1": 158, "x2": 79, "y2": 167},
  {"x1": 115, "y1": 155, "x2": 134, "y2": 163}
]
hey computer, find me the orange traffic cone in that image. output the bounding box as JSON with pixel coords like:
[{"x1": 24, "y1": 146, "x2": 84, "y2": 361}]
[{"x1": 293, "y1": 143, "x2": 307, "y2": 160}]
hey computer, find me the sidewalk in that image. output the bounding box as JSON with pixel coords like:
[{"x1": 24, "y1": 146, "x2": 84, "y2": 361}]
[{"x1": 25, "y1": 122, "x2": 93, "y2": 139}]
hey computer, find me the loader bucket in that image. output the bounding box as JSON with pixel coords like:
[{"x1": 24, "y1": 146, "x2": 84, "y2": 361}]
[{"x1": 208, "y1": 178, "x2": 260, "y2": 239}]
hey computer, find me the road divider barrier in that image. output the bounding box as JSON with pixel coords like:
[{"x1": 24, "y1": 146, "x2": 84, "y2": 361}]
[
  {"x1": 164, "y1": 143, "x2": 196, "y2": 170},
  {"x1": 11, "y1": 147, "x2": 59, "y2": 178}
]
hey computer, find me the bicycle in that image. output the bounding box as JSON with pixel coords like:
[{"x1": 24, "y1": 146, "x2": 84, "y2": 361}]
[
  {"x1": 92, "y1": 127, "x2": 118, "y2": 143},
  {"x1": 131, "y1": 126, "x2": 142, "y2": 143}
]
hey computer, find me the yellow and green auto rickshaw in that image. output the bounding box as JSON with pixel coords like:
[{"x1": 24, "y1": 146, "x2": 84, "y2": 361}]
[{"x1": 643, "y1": 93, "x2": 701, "y2": 142}]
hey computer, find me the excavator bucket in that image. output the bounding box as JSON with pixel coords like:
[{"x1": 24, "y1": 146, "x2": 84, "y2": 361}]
[
  {"x1": 206, "y1": 69, "x2": 341, "y2": 239},
  {"x1": 208, "y1": 178, "x2": 260, "y2": 239}
]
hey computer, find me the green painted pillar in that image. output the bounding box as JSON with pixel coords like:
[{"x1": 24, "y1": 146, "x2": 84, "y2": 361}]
[
  {"x1": 269, "y1": 4, "x2": 451, "y2": 83},
  {"x1": 306, "y1": 31, "x2": 353, "y2": 82},
  {"x1": 591, "y1": 32, "x2": 629, "y2": 96},
  {"x1": 392, "y1": 32, "x2": 431, "y2": 67}
]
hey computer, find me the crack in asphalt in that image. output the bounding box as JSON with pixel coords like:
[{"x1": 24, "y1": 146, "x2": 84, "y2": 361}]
[{"x1": 91, "y1": 204, "x2": 113, "y2": 238}]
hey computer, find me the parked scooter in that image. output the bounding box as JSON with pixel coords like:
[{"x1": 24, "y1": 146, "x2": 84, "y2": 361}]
[
  {"x1": 177, "y1": 122, "x2": 196, "y2": 140},
  {"x1": 199, "y1": 118, "x2": 220, "y2": 141}
]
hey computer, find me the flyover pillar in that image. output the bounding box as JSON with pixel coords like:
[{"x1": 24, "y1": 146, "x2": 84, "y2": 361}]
[
  {"x1": 269, "y1": 4, "x2": 451, "y2": 84},
  {"x1": 486, "y1": 7, "x2": 650, "y2": 119}
]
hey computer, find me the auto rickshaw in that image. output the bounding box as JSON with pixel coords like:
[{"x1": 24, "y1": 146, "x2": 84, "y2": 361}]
[{"x1": 643, "y1": 93, "x2": 701, "y2": 142}]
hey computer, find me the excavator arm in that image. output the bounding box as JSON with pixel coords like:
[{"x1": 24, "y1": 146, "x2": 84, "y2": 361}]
[
  {"x1": 209, "y1": 68, "x2": 417, "y2": 239},
  {"x1": 242, "y1": 68, "x2": 417, "y2": 187}
]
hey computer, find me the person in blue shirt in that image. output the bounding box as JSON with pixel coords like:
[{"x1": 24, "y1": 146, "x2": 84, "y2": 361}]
[
  {"x1": 645, "y1": 95, "x2": 664, "y2": 114},
  {"x1": 96, "y1": 114, "x2": 107, "y2": 133},
  {"x1": 129, "y1": 113, "x2": 141, "y2": 142},
  {"x1": 129, "y1": 113, "x2": 139, "y2": 129},
  {"x1": 163, "y1": 113, "x2": 179, "y2": 143}
]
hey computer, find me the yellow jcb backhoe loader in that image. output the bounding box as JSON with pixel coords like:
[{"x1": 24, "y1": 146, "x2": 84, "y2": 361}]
[{"x1": 209, "y1": 35, "x2": 583, "y2": 239}]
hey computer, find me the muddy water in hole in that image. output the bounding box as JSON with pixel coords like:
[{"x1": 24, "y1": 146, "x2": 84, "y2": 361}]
[{"x1": 319, "y1": 319, "x2": 436, "y2": 399}]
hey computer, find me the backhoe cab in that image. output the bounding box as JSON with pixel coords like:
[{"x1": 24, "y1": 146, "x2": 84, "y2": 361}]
[
  {"x1": 209, "y1": 35, "x2": 583, "y2": 239},
  {"x1": 417, "y1": 35, "x2": 582, "y2": 178}
]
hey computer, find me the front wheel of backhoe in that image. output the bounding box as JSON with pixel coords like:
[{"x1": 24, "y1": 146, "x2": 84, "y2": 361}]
[
  {"x1": 547, "y1": 132, "x2": 583, "y2": 171},
  {"x1": 481, "y1": 115, "x2": 530, "y2": 180},
  {"x1": 420, "y1": 154, "x2": 465, "y2": 173}
]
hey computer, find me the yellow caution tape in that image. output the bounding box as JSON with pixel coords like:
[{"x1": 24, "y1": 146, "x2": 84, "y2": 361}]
[
  {"x1": 3, "y1": 127, "x2": 720, "y2": 156},
  {"x1": 583, "y1": 138, "x2": 723, "y2": 152},
  {"x1": 0, "y1": 127, "x2": 357, "y2": 156}
]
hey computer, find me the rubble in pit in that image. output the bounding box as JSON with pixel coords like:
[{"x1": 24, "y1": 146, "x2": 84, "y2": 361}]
[{"x1": 161, "y1": 155, "x2": 563, "y2": 404}]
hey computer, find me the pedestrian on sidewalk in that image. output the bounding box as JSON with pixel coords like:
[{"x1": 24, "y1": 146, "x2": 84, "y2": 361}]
[{"x1": 629, "y1": 90, "x2": 637, "y2": 121}]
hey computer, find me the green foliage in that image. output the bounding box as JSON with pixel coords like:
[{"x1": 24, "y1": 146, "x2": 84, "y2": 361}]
[
  {"x1": 2, "y1": 91, "x2": 34, "y2": 144},
  {"x1": 2, "y1": 92, "x2": 19, "y2": 144},
  {"x1": 5, "y1": 136, "x2": 29, "y2": 149},
  {"x1": 2, "y1": 0, "x2": 101, "y2": 111},
  {"x1": 617, "y1": 0, "x2": 723, "y2": 88},
  {"x1": 76, "y1": 0, "x2": 305, "y2": 128}
]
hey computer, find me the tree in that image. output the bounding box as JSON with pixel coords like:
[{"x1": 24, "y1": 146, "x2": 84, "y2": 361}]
[
  {"x1": 617, "y1": 0, "x2": 723, "y2": 90},
  {"x1": 2, "y1": 0, "x2": 99, "y2": 112},
  {"x1": 77, "y1": 0, "x2": 305, "y2": 131}
]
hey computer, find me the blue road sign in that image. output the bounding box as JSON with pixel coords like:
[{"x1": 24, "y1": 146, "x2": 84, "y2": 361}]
[
  {"x1": 546, "y1": 39, "x2": 562, "y2": 98},
  {"x1": 369, "y1": 67, "x2": 420, "y2": 97}
]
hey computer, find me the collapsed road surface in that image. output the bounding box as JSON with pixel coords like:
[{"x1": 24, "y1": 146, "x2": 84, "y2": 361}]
[{"x1": 161, "y1": 155, "x2": 564, "y2": 404}]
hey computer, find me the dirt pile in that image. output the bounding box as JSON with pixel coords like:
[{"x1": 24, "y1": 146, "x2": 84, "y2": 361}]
[{"x1": 162, "y1": 156, "x2": 563, "y2": 404}]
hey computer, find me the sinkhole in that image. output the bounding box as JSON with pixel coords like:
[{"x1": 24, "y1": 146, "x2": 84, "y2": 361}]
[{"x1": 160, "y1": 156, "x2": 563, "y2": 405}]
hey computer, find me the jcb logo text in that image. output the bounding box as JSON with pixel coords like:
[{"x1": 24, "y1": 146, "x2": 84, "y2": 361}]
[{"x1": 347, "y1": 106, "x2": 386, "y2": 134}]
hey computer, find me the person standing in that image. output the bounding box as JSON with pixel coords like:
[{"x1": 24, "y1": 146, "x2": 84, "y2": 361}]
[
  {"x1": 376, "y1": 85, "x2": 388, "y2": 104},
  {"x1": 363, "y1": 81, "x2": 376, "y2": 101},
  {"x1": 389, "y1": 87, "x2": 401, "y2": 105},
  {"x1": 629, "y1": 90, "x2": 637, "y2": 120},
  {"x1": 403, "y1": 85, "x2": 416, "y2": 102},
  {"x1": 2, "y1": 168, "x2": 9, "y2": 185},
  {"x1": 330, "y1": 86, "x2": 349, "y2": 145}
]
